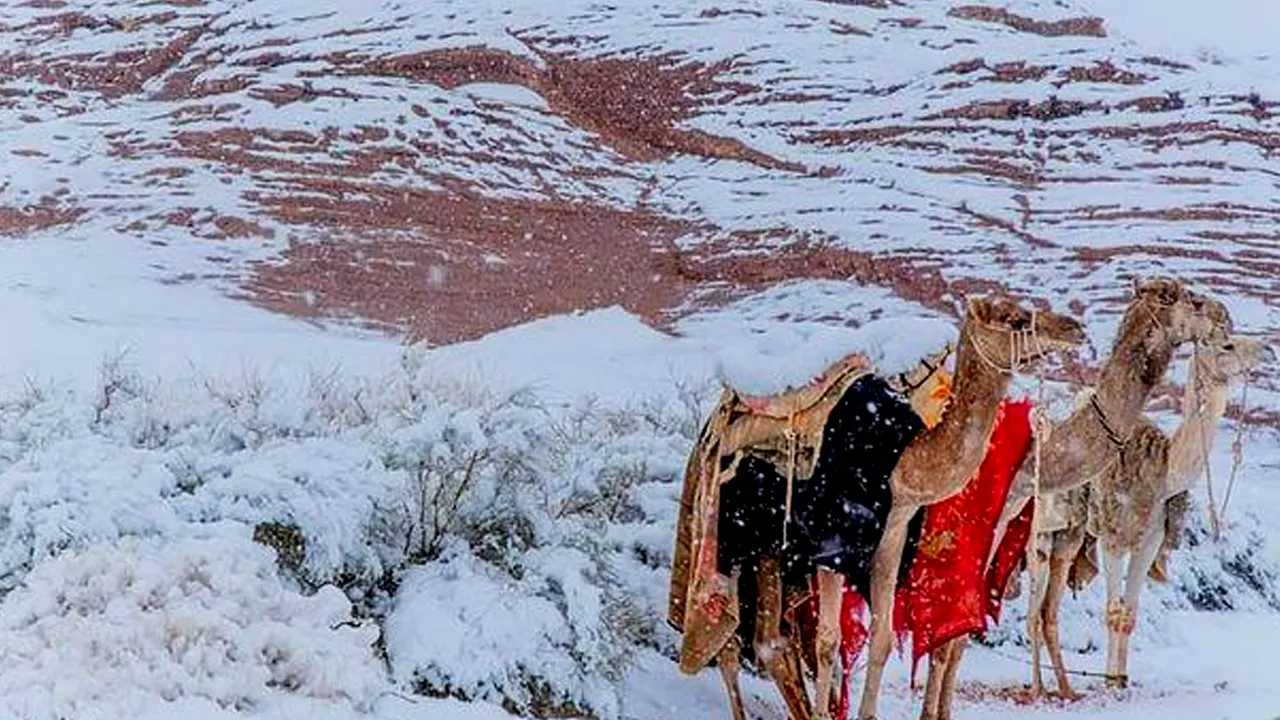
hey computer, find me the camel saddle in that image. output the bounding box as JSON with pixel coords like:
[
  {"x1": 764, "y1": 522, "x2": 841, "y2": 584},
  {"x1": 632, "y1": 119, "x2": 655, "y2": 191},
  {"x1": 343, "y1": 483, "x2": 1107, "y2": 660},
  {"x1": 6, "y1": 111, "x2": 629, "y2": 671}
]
[{"x1": 668, "y1": 343, "x2": 954, "y2": 674}]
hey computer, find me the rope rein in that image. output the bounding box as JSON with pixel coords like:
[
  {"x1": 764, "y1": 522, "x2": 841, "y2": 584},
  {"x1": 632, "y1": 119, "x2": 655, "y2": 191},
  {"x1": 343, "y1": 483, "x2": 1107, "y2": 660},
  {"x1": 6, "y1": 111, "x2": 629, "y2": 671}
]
[
  {"x1": 984, "y1": 644, "x2": 1119, "y2": 681},
  {"x1": 1219, "y1": 375, "x2": 1249, "y2": 523},
  {"x1": 1194, "y1": 344, "x2": 1224, "y2": 540},
  {"x1": 783, "y1": 412, "x2": 797, "y2": 550},
  {"x1": 1195, "y1": 342, "x2": 1253, "y2": 541}
]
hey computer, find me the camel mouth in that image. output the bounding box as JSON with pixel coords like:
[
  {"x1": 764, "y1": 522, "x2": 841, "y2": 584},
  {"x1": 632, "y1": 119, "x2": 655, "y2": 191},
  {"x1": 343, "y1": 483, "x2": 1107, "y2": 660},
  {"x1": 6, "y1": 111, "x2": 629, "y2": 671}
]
[
  {"x1": 1041, "y1": 318, "x2": 1087, "y2": 352},
  {"x1": 1032, "y1": 336, "x2": 1084, "y2": 360}
]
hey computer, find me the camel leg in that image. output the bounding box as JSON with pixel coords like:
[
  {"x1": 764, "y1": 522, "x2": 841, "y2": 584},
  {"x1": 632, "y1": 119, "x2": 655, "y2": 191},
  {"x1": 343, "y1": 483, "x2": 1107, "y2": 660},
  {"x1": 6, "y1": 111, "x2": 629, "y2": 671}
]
[
  {"x1": 1025, "y1": 536, "x2": 1051, "y2": 697},
  {"x1": 813, "y1": 567, "x2": 844, "y2": 719},
  {"x1": 1100, "y1": 544, "x2": 1126, "y2": 689},
  {"x1": 717, "y1": 639, "x2": 750, "y2": 720},
  {"x1": 754, "y1": 557, "x2": 813, "y2": 720},
  {"x1": 919, "y1": 640, "x2": 951, "y2": 720},
  {"x1": 937, "y1": 637, "x2": 966, "y2": 720},
  {"x1": 857, "y1": 504, "x2": 917, "y2": 720},
  {"x1": 1117, "y1": 520, "x2": 1164, "y2": 688},
  {"x1": 1043, "y1": 534, "x2": 1082, "y2": 700}
]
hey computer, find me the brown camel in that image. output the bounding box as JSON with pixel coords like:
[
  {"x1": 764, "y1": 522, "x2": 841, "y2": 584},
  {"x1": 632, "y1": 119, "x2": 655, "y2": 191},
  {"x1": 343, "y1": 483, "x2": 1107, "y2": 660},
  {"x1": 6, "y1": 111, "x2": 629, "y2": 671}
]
[
  {"x1": 696, "y1": 295, "x2": 1084, "y2": 720},
  {"x1": 809, "y1": 295, "x2": 1086, "y2": 720},
  {"x1": 874, "y1": 276, "x2": 1234, "y2": 720}
]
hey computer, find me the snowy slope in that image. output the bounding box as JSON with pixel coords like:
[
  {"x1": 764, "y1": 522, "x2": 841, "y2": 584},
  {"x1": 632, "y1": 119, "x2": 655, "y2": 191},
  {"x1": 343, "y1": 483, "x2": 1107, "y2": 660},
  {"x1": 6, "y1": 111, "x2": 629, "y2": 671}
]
[{"x1": 1, "y1": 1, "x2": 1279, "y2": 719}]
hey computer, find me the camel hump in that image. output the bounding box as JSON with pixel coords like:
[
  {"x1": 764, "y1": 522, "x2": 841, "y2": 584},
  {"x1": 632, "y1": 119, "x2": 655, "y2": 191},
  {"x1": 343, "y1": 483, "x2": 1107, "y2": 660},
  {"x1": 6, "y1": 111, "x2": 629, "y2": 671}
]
[{"x1": 732, "y1": 351, "x2": 876, "y2": 418}]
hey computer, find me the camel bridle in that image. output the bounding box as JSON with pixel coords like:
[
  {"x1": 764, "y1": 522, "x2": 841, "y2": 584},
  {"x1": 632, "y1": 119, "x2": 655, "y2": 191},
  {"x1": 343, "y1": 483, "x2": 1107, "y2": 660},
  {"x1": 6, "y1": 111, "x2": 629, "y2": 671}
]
[{"x1": 966, "y1": 309, "x2": 1059, "y2": 376}]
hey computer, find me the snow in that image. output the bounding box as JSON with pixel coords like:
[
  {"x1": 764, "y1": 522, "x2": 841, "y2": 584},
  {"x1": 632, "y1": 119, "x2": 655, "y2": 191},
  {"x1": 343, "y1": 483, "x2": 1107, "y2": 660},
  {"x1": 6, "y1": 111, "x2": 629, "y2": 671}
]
[
  {"x1": 0, "y1": 0, "x2": 1278, "y2": 718},
  {"x1": 0, "y1": 295, "x2": 1270, "y2": 719},
  {"x1": 0, "y1": 529, "x2": 385, "y2": 720},
  {"x1": 1075, "y1": 0, "x2": 1277, "y2": 66},
  {"x1": 0, "y1": 236, "x2": 402, "y2": 393}
]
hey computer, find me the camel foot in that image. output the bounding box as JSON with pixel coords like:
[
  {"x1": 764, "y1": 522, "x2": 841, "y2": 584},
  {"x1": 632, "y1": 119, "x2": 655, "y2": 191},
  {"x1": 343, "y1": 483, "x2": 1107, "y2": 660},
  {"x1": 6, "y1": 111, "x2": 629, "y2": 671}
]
[
  {"x1": 1104, "y1": 673, "x2": 1129, "y2": 690},
  {"x1": 1055, "y1": 685, "x2": 1083, "y2": 701}
]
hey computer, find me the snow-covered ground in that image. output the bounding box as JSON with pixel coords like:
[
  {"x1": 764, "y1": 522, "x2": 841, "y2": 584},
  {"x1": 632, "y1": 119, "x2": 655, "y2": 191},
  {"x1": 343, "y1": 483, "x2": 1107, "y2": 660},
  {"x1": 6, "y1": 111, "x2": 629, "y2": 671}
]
[
  {"x1": 0, "y1": 302, "x2": 1273, "y2": 720},
  {"x1": 1, "y1": 0, "x2": 1278, "y2": 719}
]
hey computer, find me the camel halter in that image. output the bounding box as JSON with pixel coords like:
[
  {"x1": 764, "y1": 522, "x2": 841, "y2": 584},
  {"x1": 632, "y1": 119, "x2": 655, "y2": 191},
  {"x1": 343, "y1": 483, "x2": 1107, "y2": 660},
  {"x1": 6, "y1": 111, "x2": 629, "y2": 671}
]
[
  {"x1": 966, "y1": 309, "x2": 1054, "y2": 375},
  {"x1": 1089, "y1": 394, "x2": 1128, "y2": 451}
]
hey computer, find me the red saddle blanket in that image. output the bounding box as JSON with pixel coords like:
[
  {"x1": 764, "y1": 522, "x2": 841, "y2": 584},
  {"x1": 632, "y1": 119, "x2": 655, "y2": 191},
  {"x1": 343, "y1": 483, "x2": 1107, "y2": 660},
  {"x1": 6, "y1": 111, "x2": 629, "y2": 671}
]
[{"x1": 894, "y1": 398, "x2": 1034, "y2": 679}]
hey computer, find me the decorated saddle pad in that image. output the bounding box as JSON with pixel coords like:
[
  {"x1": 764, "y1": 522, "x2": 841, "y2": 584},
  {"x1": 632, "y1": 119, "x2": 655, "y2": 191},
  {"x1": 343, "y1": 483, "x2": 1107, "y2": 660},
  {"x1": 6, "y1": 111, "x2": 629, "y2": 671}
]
[{"x1": 668, "y1": 345, "x2": 952, "y2": 675}]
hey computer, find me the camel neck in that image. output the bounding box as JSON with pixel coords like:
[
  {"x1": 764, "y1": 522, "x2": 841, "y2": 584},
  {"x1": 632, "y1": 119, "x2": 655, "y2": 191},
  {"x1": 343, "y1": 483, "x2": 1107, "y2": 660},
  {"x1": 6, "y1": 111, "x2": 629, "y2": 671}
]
[
  {"x1": 1037, "y1": 303, "x2": 1175, "y2": 493},
  {"x1": 891, "y1": 320, "x2": 1011, "y2": 506},
  {"x1": 1091, "y1": 307, "x2": 1175, "y2": 438}
]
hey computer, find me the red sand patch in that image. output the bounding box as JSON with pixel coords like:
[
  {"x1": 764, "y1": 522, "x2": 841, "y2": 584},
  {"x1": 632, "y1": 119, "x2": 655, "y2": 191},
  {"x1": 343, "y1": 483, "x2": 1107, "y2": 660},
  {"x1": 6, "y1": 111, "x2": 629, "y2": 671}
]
[
  {"x1": 955, "y1": 681, "x2": 1094, "y2": 706},
  {"x1": 934, "y1": 97, "x2": 1099, "y2": 121},
  {"x1": 0, "y1": 197, "x2": 84, "y2": 235},
  {"x1": 675, "y1": 233, "x2": 1002, "y2": 319},
  {"x1": 1060, "y1": 60, "x2": 1151, "y2": 86},
  {"x1": 948, "y1": 6, "x2": 1106, "y2": 38},
  {"x1": 243, "y1": 184, "x2": 698, "y2": 345},
  {"x1": 325, "y1": 44, "x2": 801, "y2": 172},
  {"x1": 240, "y1": 177, "x2": 1006, "y2": 345},
  {"x1": 4, "y1": 25, "x2": 204, "y2": 99}
]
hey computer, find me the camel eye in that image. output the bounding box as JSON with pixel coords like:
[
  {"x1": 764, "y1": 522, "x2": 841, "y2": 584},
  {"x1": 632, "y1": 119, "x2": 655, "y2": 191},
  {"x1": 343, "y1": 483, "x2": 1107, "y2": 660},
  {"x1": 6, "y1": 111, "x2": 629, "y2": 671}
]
[{"x1": 1222, "y1": 343, "x2": 1235, "y2": 351}]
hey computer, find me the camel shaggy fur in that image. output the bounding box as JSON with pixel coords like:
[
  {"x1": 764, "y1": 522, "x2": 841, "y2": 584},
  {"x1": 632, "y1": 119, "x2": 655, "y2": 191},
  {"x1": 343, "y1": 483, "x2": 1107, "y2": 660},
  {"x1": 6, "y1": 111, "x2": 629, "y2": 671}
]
[
  {"x1": 906, "y1": 277, "x2": 1234, "y2": 720},
  {"x1": 1090, "y1": 333, "x2": 1273, "y2": 688}
]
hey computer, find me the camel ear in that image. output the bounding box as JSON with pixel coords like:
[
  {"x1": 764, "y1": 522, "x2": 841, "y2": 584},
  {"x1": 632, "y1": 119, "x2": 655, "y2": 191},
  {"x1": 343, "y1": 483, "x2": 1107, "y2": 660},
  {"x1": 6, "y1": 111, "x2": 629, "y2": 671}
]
[
  {"x1": 1135, "y1": 276, "x2": 1182, "y2": 305},
  {"x1": 966, "y1": 296, "x2": 992, "y2": 323}
]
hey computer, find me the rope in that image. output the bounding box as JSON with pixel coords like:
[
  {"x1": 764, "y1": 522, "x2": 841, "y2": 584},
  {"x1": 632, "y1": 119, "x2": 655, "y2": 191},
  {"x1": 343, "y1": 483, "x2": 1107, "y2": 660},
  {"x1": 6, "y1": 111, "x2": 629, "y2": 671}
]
[
  {"x1": 983, "y1": 644, "x2": 1117, "y2": 681},
  {"x1": 1026, "y1": 373, "x2": 1049, "y2": 686},
  {"x1": 1219, "y1": 376, "x2": 1249, "y2": 523},
  {"x1": 1194, "y1": 343, "x2": 1224, "y2": 541},
  {"x1": 782, "y1": 412, "x2": 798, "y2": 550}
]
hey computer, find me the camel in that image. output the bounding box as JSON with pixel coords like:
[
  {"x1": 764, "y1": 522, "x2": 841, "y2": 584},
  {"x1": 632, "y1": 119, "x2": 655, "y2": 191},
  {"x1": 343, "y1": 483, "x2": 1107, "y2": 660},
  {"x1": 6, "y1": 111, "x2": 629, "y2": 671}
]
[
  {"x1": 685, "y1": 295, "x2": 1085, "y2": 720},
  {"x1": 1086, "y1": 333, "x2": 1273, "y2": 690},
  {"x1": 789, "y1": 294, "x2": 1085, "y2": 720},
  {"x1": 864, "y1": 276, "x2": 1234, "y2": 720},
  {"x1": 997, "y1": 333, "x2": 1272, "y2": 703}
]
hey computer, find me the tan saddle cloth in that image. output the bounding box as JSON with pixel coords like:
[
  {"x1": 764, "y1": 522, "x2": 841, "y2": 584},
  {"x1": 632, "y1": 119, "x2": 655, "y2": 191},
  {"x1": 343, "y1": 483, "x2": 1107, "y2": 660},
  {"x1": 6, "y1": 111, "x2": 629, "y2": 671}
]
[{"x1": 667, "y1": 343, "x2": 954, "y2": 674}]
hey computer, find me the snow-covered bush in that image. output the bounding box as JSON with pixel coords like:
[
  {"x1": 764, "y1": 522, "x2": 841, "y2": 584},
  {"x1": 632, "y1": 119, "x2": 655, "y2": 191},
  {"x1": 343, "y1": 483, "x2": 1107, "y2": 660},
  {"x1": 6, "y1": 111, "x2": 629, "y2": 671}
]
[
  {"x1": 374, "y1": 384, "x2": 697, "y2": 718},
  {"x1": 0, "y1": 529, "x2": 384, "y2": 719},
  {"x1": 0, "y1": 352, "x2": 703, "y2": 718}
]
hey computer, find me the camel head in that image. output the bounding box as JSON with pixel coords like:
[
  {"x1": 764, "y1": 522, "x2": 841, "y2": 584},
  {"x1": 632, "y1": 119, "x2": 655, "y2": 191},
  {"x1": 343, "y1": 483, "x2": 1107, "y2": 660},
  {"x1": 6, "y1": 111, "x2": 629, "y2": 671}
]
[
  {"x1": 964, "y1": 296, "x2": 1086, "y2": 371},
  {"x1": 1197, "y1": 334, "x2": 1277, "y2": 383},
  {"x1": 1130, "y1": 276, "x2": 1233, "y2": 346}
]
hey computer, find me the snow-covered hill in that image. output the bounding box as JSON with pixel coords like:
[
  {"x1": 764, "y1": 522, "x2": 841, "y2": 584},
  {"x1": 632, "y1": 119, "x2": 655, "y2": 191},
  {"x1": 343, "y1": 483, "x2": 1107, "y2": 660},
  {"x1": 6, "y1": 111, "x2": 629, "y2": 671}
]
[{"x1": 1, "y1": 1, "x2": 1278, "y2": 718}]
